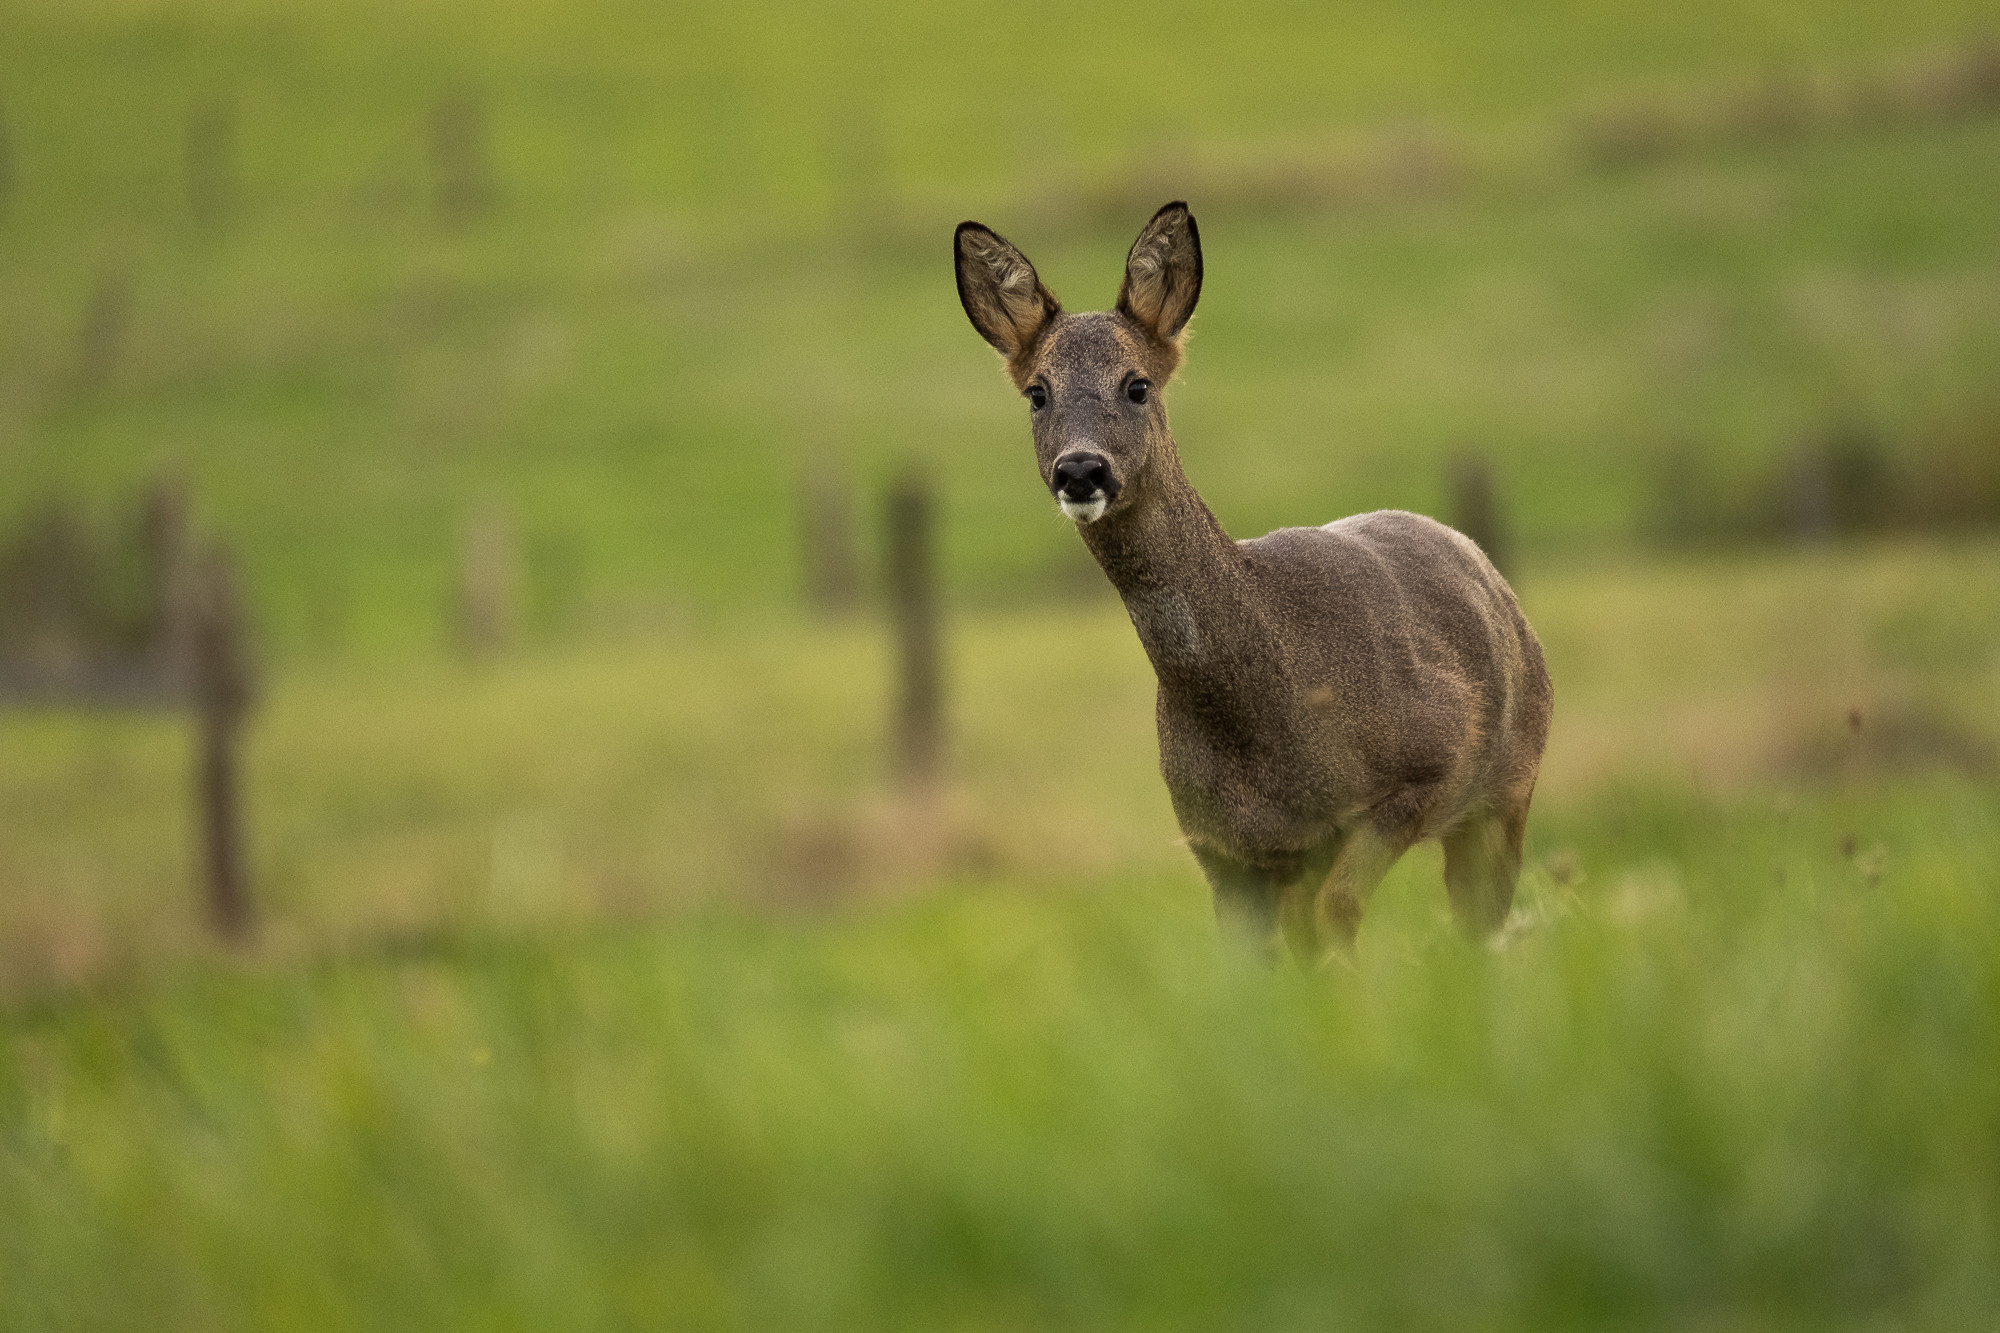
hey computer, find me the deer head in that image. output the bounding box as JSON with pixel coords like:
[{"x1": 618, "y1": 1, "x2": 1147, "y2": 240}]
[{"x1": 955, "y1": 202, "x2": 1203, "y2": 524}]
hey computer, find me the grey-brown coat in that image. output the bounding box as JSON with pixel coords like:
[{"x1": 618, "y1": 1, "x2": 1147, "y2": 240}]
[{"x1": 955, "y1": 202, "x2": 1552, "y2": 961}]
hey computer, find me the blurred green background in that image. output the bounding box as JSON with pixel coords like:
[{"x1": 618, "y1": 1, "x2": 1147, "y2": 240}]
[{"x1": 3, "y1": 0, "x2": 1999, "y2": 1327}]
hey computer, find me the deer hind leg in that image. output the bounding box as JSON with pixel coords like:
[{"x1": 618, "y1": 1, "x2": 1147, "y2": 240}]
[{"x1": 1442, "y1": 806, "x2": 1524, "y2": 940}]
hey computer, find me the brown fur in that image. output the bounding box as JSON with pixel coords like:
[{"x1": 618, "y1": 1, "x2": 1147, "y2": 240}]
[{"x1": 955, "y1": 202, "x2": 1553, "y2": 963}]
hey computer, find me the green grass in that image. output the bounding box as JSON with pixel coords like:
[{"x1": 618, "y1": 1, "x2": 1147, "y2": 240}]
[
  {"x1": 6, "y1": 0, "x2": 2000, "y2": 651},
  {"x1": 6, "y1": 4, "x2": 2000, "y2": 1322},
  {"x1": 3, "y1": 777, "x2": 1996, "y2": 1330},
  {"x1": 1, "y1": 541, "x2": 1994, "y2": 1326}
]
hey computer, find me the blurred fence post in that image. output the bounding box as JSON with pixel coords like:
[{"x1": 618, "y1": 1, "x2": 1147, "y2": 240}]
[
  {"x1": 0, "y1": 485, "x2": 258, "y2": 945},
  {"x1": 884, "y1": 476, "x2": 942, "y2": 786},
  {"x1": 1450, "y1": 453, "x2": 1511, "y2": 580},
  {"x1": 73, "y1": 270, "x2": 131, "y2": 392},
  {"x1": 456, "y1": 503, "x2": 520, "y2": 659},
  {"x1": 798, "y1": 463, "x2": 860, "y2": 616},
  {"x1": 0, "y1": 91, "x2": 14, "y2": 219},
  {"x1": 142, "y1": 477, "x2": 195, "y2": 682},
  {"x1": 427, "y1": 89, "x2": 494, "y2": 225},
  {"x1": 0, "y1": 499, "x2": 89, "y2": 681},
  {"x1": 1778, "y1": 451, "x2": 1835, "y2": 543},
  {"x1": 188, "y1": 545, "x2": 255, "y2": 944},
  {"x1": 185, "y1": 95, "x2": 237, "y2": 231}
]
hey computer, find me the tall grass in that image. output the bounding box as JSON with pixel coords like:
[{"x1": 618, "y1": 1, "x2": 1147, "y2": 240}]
[
  {"x1": 3, "y1": 777, "x2": 1995, "y2": 1329},
  {"x1": 4, "y1": 5, "x2": 1999, "y2": 1321}
]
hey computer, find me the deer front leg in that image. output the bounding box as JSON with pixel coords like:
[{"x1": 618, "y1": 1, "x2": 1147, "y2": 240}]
[
  {"x1": 1304, "y1": 824, "x2": 1412, "y2": 966},
  {"x1": 1190, "y1": 845, "x2": 1290, "y2": 962}
]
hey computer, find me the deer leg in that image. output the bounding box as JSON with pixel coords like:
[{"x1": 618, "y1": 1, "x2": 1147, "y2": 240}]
[
  {"x1": 1442, "y1": 807, "x2": 1523, "y2": 940},
  {"x1": 1191, "y1": 846, "x2": 1287, "y2": 962},
  {"x1": 1304, "y1": 826, "x2": 1410, "y2": 966}
]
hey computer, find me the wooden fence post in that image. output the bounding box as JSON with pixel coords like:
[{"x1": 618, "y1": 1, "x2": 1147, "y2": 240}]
[
  {"x1": 189, "y1": 546, "x2": 254, "y2": 943},
  {"x1": 185, "y1": 95, "x2": 237, "y2": 231},
  {"x1": 0, "y1": 91, "x2": 14, "y2": 219},
  {"x1": 456, "y1": 503, "x2": 519, "y2": 659},
  {"x1": 142, "y1": 478, "x2": 193, "y2": 680},
  {"x1": 427, "y1": 89, "x2": 493, "y2": 224},
  {"x1": 1450, "y1": 453, "x2": 1511, "y2": 580},
  {"x1": 0, "y1": 486, "x2": 260, "y2": 947},
  {"x1": 798, "y1": 463, "x2": 860, "y2": 616},
  {"x1": 884, "y1": 476, "x2": 942, "y2": 785},
  {"x1": 73, "y1": 270, "x2": 131, "y2": 392}
]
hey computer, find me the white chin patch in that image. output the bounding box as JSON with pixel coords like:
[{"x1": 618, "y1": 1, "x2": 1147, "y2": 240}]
[{"x1": 1059, "y1": 495, "x2": 1109, "y2": 524}]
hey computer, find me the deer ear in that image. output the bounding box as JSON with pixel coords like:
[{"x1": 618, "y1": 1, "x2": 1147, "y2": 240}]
[
  {"x1": 1117, "y1": 201, "x2": 1202, "y2": 345},
  {"x1": 955, "y1": 222, "x2": 1060, "y2": 362}
]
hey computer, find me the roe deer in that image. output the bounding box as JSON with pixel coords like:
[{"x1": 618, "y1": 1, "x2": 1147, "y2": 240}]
[{"x1": 954, "y1": 202, "x2": 1552, "y2": 963}]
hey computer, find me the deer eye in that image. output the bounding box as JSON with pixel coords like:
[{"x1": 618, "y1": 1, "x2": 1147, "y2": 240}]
[
  {"x1": 1027, "y1": 385, "x2": 1047, "y2": 410},
  {"x1": 1126, "y1": 378, "x2": 1151, "y2": 405}
]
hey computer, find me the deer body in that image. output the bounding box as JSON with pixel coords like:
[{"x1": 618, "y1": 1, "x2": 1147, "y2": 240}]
[{"x1": 956, "y1": 204, "x2": 1551, "y2": 961}]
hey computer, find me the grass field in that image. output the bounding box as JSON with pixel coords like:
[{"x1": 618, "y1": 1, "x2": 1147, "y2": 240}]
[
  {"x1": 3, "y1": 537, "x2": 1994, "y2": 992},
  {"x1": 4, "y1": 776, "x2": 1997, "y2": 1329},
  {"x1": 4, "y1": 0, "x2": 2000, "y2": 1324},
  {"x1": 4, "y1": 538, "x2": 1997, "y2": 1325},
  {"x1": 6, "y1": 0, "x2": 2000, "y2": 647}
]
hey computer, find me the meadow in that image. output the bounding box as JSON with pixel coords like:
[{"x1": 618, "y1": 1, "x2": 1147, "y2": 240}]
[
  {"x1": 2, "y1": 537, "x2": 1995, "y2": 990},
  {"x1": 3, "y1": 774, "x2": 1996, "y2": 1331},
  {"x1": 4, "y1": 537, "x2": 1996, "y2": 1327},
  {"x1": 3, "y1": 0, "x2": 2000, "y2": 1325},
  {"x1": 5, "y1": 0, "x2": 2000, "y2": 643}
]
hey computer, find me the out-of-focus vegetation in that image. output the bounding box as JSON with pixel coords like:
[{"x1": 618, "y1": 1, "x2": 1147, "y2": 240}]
[
  {"x1": 5, "y1": 777, "x2": 1998, "y2": 1330},
  {"x1": 2, "y1": 537, "x2": 1995, "y2": 991},
  {"x1": 5, "y1": 0, "x2": 2000, "y2": 645},
  {"x1": 4, "y1": 0, "x2": 2000, "y2": 1324},
  {"x1": 4, "y1": 535, "x2": 1995, "y2": 1324}
]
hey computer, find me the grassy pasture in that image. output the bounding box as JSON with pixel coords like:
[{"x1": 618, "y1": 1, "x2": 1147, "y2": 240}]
[
  {"x1": 4, "y1": 0, "x2": 2000, "y2": 1323},
  {"x1": 2, "y1": 775, "x2": 1996, "y2": 1329},
  {"x1": 5, "y1": 1, "x2": 2000, "y2": 647},
  {"x1": 2, "y1": 537, "x2": 1994, "y2": 994},
  {"x1": 4, "y1": 524, "x2": 1999, "y2": 1324}
]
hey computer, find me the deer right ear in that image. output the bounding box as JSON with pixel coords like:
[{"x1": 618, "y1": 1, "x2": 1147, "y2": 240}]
[{"x1": 955, "y1": 222, "x2": 1060, "y2": 365}]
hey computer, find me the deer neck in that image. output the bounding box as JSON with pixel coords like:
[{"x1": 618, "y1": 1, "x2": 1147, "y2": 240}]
[{"x1": 1078, "y1": 439, "x2": 1279, "y2": 692}]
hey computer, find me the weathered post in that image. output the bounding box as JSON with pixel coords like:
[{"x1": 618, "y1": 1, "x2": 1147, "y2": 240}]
[
  {"x1": 427, "y1": 89, "x2": 493, "y2": 225},
  {"x1": 73, "y1": 270, "x2": 131, "y2": 392},
  {"x1": 1778, "y1": 450, "x2": 1835, "y2": 543},
  {"x1": 798, "y1": 462, "x2": 860, "y2": 616},
  {"x1": 1449, "y1": 453, "x2": 1511, "y2": 580},
  {"x1": 0, "y1": 486, "x2": 260, "y2": 949},
  {"x1": 0, "y1": 500, "x2": 91, "y2": 683},
  {"x1": 456, "y1": 503, "x2": 519, "y2": 659},
  {"x1": 188, "y1": 546, "x2": 255, "y2": 943},
  {"x1": 142, "y1": 478, "x2": 193, "y2": 681},
  {"x1": 884, "y1": 476, "x2": 942, "y2": 785},
  {"x1": 185, "y1": 95, "x2": 237, "y2": 231},
  {"x1": 0, "y1": 91, "x2": 15, "y2": 219}
]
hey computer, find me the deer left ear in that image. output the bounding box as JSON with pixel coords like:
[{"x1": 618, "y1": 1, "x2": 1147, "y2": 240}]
[{"x1": 1117, "y1": 202, "x2": 1202, "y2": 346}]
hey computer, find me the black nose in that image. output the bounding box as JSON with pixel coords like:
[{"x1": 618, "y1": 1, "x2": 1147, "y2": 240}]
[{"x1": 1052, "y1": 453, "x2": 1113, "y2": 501}]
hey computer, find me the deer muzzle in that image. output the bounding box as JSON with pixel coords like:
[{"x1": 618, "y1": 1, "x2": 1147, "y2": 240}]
[{"x1": 1052, "y1": 451, "x2": 1120, "y2": 523}]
